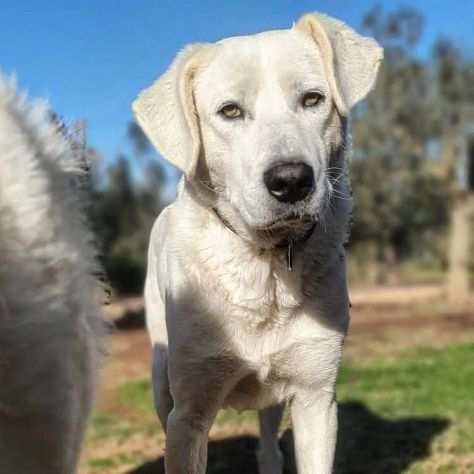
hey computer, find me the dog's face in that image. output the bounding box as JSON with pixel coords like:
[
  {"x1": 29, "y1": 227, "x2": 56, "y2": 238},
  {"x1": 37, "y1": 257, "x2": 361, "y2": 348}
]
[
  {"x1": 194, "y1": 30, "x2": 336, "y2": 234},
  {"x1": 134, "y1": 13, "x2": 382, "y2": 244}
]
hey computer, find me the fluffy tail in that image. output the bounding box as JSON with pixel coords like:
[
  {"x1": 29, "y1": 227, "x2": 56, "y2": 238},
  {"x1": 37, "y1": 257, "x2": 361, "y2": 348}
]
[{"x1": 0, "y1": 75, "x2": 104, "y2": 474}]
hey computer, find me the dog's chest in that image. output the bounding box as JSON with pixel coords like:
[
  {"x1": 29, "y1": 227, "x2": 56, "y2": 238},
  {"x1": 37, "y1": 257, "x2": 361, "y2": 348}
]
[
  {"x1": 223, "y1": 316, "x2": 343, "y2": 409},
  {"x1": 178, "y1": 218, "x2": 346, "y2": 411},
  {"x1": 196, "y1": 230, "x2": 304, "y2": 325}
]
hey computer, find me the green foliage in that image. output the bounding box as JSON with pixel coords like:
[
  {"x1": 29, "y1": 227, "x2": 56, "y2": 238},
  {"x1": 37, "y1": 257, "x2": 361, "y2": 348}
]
[
  {"x1": 90, "y1": 123, "x2": 166, "y2": 295},
  {"x1": 349, "y1": 6, "x2": 474, "y2": 269}
]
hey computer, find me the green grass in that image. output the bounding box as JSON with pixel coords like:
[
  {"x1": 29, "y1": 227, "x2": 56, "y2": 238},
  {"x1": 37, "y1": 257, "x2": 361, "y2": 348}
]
[
  {"x1": 86, "y1": 342, "x2": 474, "y2": 473},
  {"x1": 119, "y1": 379, "x2": 154, "y2": 414},
  {"x1": 336, "y1": 343, "x2": 474, "y2": 473},
  {"x1": 339, "y1": 343, "x2": 474, "y2": 440}
]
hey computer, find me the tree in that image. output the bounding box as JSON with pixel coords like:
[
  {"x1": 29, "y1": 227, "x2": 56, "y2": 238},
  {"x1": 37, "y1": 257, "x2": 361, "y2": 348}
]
[
  {"x1": 91, "y1": 122, "x2": 166, "y2": 294},
  {"x1": 348, "y1": 7, "x2": 462, "y2": 281}
]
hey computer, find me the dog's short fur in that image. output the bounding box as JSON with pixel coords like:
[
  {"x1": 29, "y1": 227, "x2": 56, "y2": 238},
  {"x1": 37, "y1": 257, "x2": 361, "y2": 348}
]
[
  {"x1": 0, "y1": 76, "x2": 103, "y2": 473},
  {"x1": 134, "y1": 12, "x2": 382, "y2": 474}
]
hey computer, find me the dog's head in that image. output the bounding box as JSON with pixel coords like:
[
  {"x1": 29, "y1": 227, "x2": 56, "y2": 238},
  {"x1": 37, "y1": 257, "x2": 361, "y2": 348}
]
[{"x1": 133, "y1": 13, "x2": 382, "y2": 246}]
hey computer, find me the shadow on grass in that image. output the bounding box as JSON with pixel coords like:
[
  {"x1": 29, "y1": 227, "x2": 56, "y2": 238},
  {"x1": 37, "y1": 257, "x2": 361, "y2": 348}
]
[{"x1": 127, "y1": 401, "x2": 449, "y2": 474}]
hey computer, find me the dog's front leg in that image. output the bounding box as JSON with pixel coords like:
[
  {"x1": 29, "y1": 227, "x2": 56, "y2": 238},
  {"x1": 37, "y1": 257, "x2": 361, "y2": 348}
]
[
  {"x1": 165, "y1": 356, "x2": 241, "y2": 474},
  {"x1": 165, "y1": 402, "x2": 215, "y2": 474},
  {"x1": 290, "y1": 389, "x2": 338, "y2": 474}
]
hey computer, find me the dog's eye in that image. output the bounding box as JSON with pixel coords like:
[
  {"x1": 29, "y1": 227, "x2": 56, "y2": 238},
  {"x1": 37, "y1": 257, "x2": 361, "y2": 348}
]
[
  {"x1": 218, "y1": 102, "x2": 243, "y2": 119},
  {"x1": 301, "y1": 91, "x2": 324, "y2": 108}
]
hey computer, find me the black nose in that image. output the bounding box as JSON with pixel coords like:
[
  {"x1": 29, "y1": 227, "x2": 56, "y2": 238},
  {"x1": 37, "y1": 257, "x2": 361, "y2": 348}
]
[{"x1": 264, "y1": 162, "x2": 314, "y2": 203}]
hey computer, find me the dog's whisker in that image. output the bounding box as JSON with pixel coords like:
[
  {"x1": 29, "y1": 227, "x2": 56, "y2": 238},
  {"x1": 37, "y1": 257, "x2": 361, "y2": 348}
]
[
  {"x1": 331, "y1": 193, "x2": 351, "y2": 202},
  {"x1": 330, "y1": 173, "x2": 346, "y2": 185}
]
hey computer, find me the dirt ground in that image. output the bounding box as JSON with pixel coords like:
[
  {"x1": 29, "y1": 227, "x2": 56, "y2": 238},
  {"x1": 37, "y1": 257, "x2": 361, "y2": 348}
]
[{"x1": 84, "y1": 285, "x2": 474, "y2": 473}]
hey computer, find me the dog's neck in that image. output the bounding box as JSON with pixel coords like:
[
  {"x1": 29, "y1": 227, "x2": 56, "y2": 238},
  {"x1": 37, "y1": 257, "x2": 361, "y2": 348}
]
[{"x1": 212, "y1": 206, "x2": 316, "y2": 272}]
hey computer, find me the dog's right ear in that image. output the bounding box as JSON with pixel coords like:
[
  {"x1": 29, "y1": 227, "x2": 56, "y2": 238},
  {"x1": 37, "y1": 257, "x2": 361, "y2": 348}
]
[
  {"x1": 295, "y1": 13, "x2": 383, "y2": 115},
  {"x1": 132, "y1": 44, "x2": 215, "y2": 177}
]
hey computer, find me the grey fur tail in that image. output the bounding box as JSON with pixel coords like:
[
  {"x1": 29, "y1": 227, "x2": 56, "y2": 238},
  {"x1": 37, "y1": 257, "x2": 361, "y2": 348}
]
[{"x1": 0, "y1": 75, "x2": 105, "y2": 474}]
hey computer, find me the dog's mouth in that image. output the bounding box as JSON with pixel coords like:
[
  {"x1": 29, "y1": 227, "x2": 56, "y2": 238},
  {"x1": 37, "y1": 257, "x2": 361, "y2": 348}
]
[
  {"x1": 255, "y1": 212, "x2": 316, "y2": 232},
  {"x1": 253, "y1": 212, "x2": 317, "y2": 245}
]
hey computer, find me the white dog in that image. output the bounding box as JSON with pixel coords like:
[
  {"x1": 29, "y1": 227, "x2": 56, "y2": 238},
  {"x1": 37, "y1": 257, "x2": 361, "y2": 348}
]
[
  {"x1": 134, "y1": 12, "x2": 382, "y2": 474},
  {"x1": 0, "y1": 77, "x2": 103, "y2": 473}
]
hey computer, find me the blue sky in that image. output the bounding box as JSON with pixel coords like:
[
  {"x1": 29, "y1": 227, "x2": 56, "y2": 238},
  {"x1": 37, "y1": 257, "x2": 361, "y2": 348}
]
[{"x1": 2, "y1": 1, "x2": 473, "y2": 171}]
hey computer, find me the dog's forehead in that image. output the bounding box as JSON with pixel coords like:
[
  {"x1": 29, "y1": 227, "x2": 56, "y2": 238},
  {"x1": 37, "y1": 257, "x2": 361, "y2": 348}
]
[
  {"x1": 196, "y1": 28, "x2": 325, "y2": 94},
  {"x1": 217, "y1": 28, "x2": 308, "y2": 50}
]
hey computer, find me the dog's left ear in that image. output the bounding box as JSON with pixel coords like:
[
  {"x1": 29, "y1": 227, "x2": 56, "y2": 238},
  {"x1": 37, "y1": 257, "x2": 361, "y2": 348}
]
[{"x1": 295, "y1": 13, "x2": 383, "y2": 115}]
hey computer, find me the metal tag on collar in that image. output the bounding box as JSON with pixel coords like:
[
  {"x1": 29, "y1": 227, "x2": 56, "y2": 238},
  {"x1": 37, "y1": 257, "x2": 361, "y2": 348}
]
[{"x1": 287, "y1": 239, "x2": 294, "y2": 272}]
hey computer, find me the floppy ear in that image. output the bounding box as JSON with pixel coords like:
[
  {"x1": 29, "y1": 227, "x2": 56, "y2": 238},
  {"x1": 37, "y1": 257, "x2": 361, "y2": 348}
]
[
  {"x1": 132, "y1": 44, "x2": 215, "y2": 176},
  {"x1": 295, "y1": 13, "x2": 383, "y2": 114}
]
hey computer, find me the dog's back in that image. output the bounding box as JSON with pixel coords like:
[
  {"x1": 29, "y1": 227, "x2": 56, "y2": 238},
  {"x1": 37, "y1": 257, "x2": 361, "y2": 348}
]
[{"x1": 0, "y1": 76, "x2": 103, "y2": 473}]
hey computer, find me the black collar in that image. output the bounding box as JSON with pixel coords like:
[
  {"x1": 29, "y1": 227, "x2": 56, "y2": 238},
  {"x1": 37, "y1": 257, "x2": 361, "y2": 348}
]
[{"x1": 212, "y1": 207, "x2": 316, "y2": 271}]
